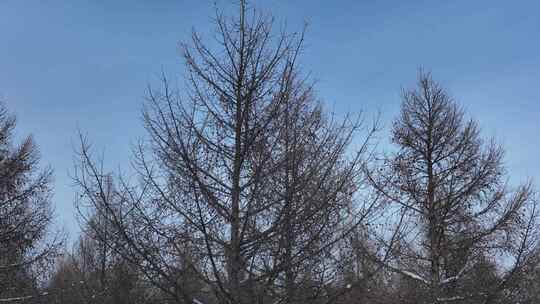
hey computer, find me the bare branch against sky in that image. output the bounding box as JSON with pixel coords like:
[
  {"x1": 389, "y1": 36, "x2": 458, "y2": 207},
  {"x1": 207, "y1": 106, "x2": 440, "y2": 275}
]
[{"x1": 0, "y1": 1, "x2": 539, "y2": 304}]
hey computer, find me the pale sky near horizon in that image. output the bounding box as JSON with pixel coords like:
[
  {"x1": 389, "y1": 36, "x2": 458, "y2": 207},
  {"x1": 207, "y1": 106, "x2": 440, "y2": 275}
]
[{"x1": 1, "y1": 0, "x2": 539, "y2": 243}]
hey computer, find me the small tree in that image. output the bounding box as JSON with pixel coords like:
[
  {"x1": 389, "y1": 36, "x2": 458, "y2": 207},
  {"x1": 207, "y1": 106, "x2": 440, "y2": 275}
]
[
  {"x1": 48, "y1": 225, "x2": 150, "y2": 304},
  {"x1": 365, "y1": 72, "x2": 540, "y2": 304}
]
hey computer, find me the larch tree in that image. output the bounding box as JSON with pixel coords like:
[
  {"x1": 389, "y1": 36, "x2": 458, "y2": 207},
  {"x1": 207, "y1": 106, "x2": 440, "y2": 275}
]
[
  {"x1": 365, "y1": 72, "x2": 540, "y2": 304},
  {"x1": 73, "y1": 1, "x2": 379, "y2": 304},
  {"x1": 0, "y1": 102, "x2": 62, "y2": 303}
]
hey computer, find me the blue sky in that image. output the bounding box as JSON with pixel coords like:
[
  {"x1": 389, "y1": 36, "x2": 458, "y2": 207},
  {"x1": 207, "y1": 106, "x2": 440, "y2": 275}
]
[{"x1": 1, "y1": 0, "x2": 539, "y2": 241}]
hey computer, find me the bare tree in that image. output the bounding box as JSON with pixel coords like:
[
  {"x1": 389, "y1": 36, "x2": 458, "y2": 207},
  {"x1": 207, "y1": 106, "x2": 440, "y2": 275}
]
[
  {"x1": 0, "y1": 102, "x2": 62, "y2": 303},
  {"x1": 265, "y1": 80, "x2": 377, "y2": 304},
  {"x1": 47, "y1": 217, "x2": 152, "y2": 304},
  {"x1": 73, "y1": 2, "x2": 379, "y2": 304},
  {"x1": 365, "y1": 71, "x2": 540, "y2": 304}
]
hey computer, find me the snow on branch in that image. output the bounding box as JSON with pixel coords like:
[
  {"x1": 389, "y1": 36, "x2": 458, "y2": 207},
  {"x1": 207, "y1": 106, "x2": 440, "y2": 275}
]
[
  {"x1": 193, "y1": 298, "x2": 205, "y2": 304},
  {"x1": 400, "y1": 270, "x2": 429, "y2": 285},
  {"x1": 436, "y1": 295, "x2": 465, "y2": 302},
  {"x1": 0, "y1": 292, "x2": 48, "y2": 303},
  {"x1": 439, "y1": 265, "x2": 468, "y2": 286}
]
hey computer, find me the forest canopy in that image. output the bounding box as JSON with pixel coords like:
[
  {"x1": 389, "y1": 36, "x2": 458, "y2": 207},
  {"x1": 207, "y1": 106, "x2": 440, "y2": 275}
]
[{"x1": 1, "y1": 2, "x2": 539, "y2": 304}]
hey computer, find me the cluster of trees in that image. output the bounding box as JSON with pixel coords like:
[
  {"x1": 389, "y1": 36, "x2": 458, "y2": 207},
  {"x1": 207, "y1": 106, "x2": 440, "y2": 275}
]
[{"x1": 2, "y1": 2, "x2": 539, "y2": 304}]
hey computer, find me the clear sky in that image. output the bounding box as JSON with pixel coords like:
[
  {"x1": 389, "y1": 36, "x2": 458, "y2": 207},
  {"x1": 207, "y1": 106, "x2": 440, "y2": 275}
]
[{"x1": 1, "y1": 0, "x2": 539, "y2": 241}]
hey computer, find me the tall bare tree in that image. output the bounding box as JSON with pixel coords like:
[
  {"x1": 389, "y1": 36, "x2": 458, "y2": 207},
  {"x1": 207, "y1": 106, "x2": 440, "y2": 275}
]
[
  {"x1": 365, "y1": 72, "x2": 540, "y2": 304},
  {"x1": 73, "y1": 2, "x2": 378, "y2": 304}
]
